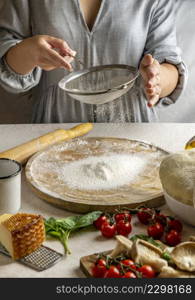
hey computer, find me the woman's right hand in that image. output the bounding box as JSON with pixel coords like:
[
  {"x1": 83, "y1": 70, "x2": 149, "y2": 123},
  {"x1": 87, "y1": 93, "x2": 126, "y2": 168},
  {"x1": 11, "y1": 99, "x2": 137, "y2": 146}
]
[{"x1": 5, "y1": 35, "x2": 76, "y2": 75}]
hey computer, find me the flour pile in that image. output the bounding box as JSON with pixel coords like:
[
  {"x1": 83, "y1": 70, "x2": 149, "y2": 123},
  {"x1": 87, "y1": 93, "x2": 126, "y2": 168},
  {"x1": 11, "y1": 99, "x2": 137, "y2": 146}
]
[{"x1": 58, "y1": 153, "x2": 147, "y2": 190}]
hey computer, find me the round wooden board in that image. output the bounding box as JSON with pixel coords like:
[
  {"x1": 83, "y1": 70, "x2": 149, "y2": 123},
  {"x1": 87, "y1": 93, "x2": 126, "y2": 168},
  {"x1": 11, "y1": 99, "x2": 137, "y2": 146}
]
[{"x1": 25, "y1": 137, "x2": 168, "y2": 213}]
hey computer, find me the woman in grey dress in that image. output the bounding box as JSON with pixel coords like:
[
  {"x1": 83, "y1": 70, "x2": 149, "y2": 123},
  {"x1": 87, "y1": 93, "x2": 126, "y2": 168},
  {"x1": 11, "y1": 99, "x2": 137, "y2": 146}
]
[{"x1": 0, "y1": 0, "x2": 187, "y2": 123}]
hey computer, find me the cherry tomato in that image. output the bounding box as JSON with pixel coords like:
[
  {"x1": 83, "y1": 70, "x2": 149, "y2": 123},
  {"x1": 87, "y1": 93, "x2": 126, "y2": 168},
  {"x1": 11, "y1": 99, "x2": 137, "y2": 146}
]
[
  {"x1": 120, "y1": 259, "x2": 137, "y2": 270},
  {"x1": 122, "y1": 271, "x2": 137, "y2": 278},
  {"x1": 165, "y1": 229, "x2": 181, "y2": 246},
  {"x1": 115, "y1": 212, "x2": 132, "y2": 223},
  {"x1": 104, "y1": 265, "x2": 121, "y2": 278},
  {"x1": 97, "y1": 258, "x2": 106, "y2": 267},
  {"x1": 168, "y1": 219, "x2": 183, "y2": 233},
  {"x1": 101, "y1": 222, "x2": 116, "y2": 238},
  {"x1": 137, "y1": 208, "x2": 153, "y2": 225},
  {"x1": 92, "y1": 264, "x2": 107, "y2": 278},
  {"x1": 93, "y1": 215, "x2": 109, "y2": 230},
  {"x1": 147, "y1": 222, "x2": 164, "y2": 239},
  {"x1": 116, "y1": 220, "x2": 132, "y2": 236},
  {"x1": 155, "y1": 213, "x2": 167, "y2": 227},
  {"x1": 138, "y1": 265, "x2": 156, "y2": 278}
]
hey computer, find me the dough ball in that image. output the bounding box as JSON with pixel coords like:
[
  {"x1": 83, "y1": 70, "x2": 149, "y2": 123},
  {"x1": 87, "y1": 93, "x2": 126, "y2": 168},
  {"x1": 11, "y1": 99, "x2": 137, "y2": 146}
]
[{"x1": 159, "y1": 150, "x2": 195, "y2": 206}]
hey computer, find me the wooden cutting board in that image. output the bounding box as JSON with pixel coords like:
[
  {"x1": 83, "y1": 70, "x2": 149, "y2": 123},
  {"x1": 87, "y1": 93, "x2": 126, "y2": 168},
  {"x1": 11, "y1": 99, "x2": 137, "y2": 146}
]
[
  {"x1": 25, "y1": 137, "x2": 168, "y2": 213},
  {"x1": 80, "y1": 250, "x2": 112, "y2": 278}
]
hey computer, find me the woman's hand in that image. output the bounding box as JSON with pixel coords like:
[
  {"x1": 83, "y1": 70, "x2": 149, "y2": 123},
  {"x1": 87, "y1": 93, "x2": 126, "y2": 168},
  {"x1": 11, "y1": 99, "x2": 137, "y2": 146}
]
[
  {"x1": 140, "y1": 54, "x2": 179, "y2": 108},
  {"x1": 140, "y1": 54, "x2": 161, "y2": 107},
  {"x1": 6, "y1": 35, "x2": 76, "y2": 75}
]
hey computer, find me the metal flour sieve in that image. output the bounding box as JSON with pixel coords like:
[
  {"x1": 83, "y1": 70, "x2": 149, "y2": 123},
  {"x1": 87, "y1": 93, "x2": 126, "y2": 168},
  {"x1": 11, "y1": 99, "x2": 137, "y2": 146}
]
[{"x1": 58, "y1": 64, "x2": 139, "y2": 105}]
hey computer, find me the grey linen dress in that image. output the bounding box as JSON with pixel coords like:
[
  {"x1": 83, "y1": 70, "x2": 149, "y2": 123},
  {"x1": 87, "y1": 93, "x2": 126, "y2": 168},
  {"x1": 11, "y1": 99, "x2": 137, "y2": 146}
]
[{"x1": 0, "y1": 0, "x2": 187, "y2": 123}]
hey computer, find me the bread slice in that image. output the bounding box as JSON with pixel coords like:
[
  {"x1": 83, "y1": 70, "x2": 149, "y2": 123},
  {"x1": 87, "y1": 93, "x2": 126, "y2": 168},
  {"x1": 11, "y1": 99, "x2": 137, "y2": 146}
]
[{"x1": 0, "y1": 213, "x2": 45, "y2": 259}]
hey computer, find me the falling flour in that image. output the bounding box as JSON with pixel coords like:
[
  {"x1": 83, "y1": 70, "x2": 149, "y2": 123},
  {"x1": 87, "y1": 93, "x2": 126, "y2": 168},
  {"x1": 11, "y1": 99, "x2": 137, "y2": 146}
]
[{"x1": 58, "y1": 153, "x2": 147, "y2": 190}]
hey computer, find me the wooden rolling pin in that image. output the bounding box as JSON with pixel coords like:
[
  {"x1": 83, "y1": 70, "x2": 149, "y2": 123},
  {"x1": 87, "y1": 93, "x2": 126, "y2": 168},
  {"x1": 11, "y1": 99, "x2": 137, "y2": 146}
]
[{"x1": 0, "y1": 123, "x2": 93, "y2": 164}]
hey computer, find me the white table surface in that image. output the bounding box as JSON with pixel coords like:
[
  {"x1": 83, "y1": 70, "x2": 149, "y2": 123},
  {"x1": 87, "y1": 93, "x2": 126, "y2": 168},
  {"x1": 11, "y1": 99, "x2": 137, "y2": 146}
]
[{"x1": 0, "y1": 123, "x2": 195, "y2": 278}]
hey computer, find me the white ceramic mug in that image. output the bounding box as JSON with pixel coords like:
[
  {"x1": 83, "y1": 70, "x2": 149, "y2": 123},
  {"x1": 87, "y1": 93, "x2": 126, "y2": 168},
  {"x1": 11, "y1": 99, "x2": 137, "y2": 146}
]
[{"x1": 0, "y1": 158, "x2": 21, "y2": 214}]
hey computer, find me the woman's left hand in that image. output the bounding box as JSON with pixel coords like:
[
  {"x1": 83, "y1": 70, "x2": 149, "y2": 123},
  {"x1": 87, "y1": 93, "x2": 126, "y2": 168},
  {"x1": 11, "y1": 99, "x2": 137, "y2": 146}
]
[{"x1": 140, "y1": 54, "x2": 161, "y2": 107}]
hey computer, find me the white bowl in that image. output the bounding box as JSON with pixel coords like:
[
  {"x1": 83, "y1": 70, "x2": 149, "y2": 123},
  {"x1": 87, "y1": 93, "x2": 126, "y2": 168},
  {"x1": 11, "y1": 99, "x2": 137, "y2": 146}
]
[{"x1": 164, "y1": 190, "x2": 195, "y2": 226}]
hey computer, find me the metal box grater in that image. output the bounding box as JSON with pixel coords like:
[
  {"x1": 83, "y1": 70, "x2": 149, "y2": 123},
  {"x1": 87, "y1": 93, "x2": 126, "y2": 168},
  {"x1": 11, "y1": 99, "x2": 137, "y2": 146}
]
[{"x1": 0, "y1": 243, "x2": 63, "y2": 271}]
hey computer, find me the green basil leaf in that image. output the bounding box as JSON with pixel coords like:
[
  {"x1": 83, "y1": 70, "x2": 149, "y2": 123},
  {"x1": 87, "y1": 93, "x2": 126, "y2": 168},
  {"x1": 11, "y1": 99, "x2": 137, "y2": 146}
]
[
  {"x1": 47, "y1": 231, "x2": 61, "y2": 238},
  {"x1": 44, "y1": 217, "x2": 59, "y2": 232},
  {"x1": 74, "y1": 211, "x2": 102, "y2": 229},
  {"x1": 44, "y1": 211, "x2": 102, "y2": 254},
  {"x1": 56, "y1": 216, "x2": 80, "y2": 230},
  {"x1": 130, "y1": 234, "x2": 163, "y2": 249},
  {"x1": 162, "y1": 251, "x2": 171, "y2": 261}
]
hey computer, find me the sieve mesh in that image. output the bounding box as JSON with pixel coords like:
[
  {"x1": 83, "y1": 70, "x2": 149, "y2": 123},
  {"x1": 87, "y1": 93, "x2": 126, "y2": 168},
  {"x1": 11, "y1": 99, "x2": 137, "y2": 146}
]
[
  {"x1": 66, "y1": 68, "x2": 135, "y2": 92},
  {"x1": 59, "y1": 64, "x2": 139, "y2": 104}
]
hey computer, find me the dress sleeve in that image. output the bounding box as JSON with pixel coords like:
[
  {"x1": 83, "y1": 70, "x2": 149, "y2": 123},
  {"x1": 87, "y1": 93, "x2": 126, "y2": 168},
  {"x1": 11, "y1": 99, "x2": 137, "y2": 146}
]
[
  {"x1": 0, "y1": 0, "x2": 42, "y2": 93},
  {"x1": 144, "y1": 0, "x2": 188, "y2": 106}
]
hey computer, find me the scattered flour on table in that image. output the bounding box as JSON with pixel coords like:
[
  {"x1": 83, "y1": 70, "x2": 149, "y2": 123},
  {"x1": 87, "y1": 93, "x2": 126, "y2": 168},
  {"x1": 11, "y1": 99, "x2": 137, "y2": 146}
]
[{"x1": 58, "y1": 153, "x2": 147, "y2": 190}]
